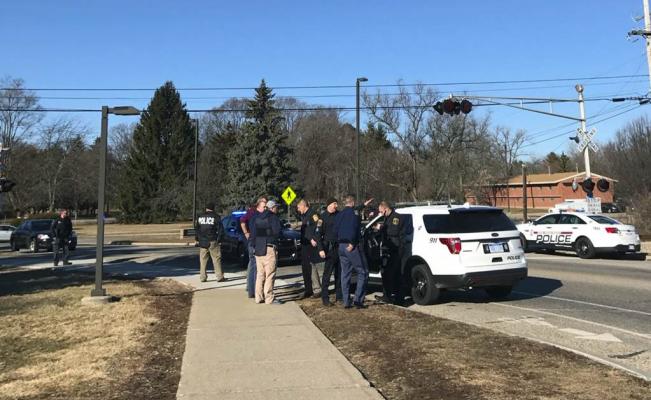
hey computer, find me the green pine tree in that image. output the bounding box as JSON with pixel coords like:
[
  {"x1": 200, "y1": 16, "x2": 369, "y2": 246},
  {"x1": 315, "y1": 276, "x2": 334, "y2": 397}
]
[
  {"x1": 117, "y1": 81, "x2": 194, "y2": 222},
  {"x1": 226, "y1": 80, "x2": 296, "y2": 206}
]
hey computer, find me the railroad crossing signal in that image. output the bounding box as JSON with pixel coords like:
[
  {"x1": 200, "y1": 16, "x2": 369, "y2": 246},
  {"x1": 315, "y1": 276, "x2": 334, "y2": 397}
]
[
  {"x1": 281, "y1": 186, "x2": 297, "y2": 206},
  {"x1": 573, "y1": 127, "x2": 598, "y2": 153}
]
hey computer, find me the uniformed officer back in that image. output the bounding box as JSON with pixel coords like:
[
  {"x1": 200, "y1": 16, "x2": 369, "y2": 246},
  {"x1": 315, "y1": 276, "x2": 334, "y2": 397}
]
[{"x1": 195, "y1": 211, "x2": 224, "y2": 248}]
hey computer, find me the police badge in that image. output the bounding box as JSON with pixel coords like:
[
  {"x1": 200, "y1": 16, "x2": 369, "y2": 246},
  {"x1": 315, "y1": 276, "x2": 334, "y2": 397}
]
[
  {"x1": 312, "y1": 214, "x2": 319, "y2": 222},
  {"x1": 392, "y1": 217, "x2": 399, "y2": 225}
]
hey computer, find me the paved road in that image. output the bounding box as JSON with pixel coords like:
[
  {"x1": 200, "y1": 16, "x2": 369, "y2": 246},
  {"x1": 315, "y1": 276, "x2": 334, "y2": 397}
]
[{"x1": 409, "y1": 252, "x2": 651, "y2": 380}]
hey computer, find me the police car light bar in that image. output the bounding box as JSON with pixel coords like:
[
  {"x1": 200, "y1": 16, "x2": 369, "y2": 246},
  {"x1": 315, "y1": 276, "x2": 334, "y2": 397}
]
[{"x1": 231, "y1": 211, "x2": 247, "y2": 216}]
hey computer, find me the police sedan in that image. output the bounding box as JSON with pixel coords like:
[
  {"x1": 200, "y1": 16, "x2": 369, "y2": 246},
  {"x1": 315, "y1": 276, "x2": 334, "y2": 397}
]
[{"x1": 517, "y1": 211, "x2": 641, "y2": 259}]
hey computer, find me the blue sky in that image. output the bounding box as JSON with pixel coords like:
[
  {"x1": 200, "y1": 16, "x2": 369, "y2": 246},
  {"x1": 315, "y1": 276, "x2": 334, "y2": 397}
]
[{"x1": 1, "y1": 0, "x2": 650, "y2": 159}]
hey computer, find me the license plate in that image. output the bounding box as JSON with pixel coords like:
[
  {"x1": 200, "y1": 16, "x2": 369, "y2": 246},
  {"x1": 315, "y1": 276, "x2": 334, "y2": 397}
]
[
  {"x1": 484, "y1": 243, "x2": 507, "y2": 253},
  {"x1": 629, "y1": 245, "x2": 635, "y2": 250}
]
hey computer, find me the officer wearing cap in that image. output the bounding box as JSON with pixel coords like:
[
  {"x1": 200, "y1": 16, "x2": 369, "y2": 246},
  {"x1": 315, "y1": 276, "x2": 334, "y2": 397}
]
[
  {"x1": 320, "y1": 197, "x2": 343, "y2": 306},
  {"x1": 195, "y1": 202, "x2": 225, "y2": 283},
  {"x1": 376, "y1": 201, "x2": 413, "y2": 305}
]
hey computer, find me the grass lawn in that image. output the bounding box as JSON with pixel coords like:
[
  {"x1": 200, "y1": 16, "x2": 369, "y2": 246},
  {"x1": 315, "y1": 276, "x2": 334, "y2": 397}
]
[
  {"x1": 301, "y1": 299, "x2": 650, "y2": 400},
  {"x1": 0, "y1": 274, "x2": 192, "y2": 400}
]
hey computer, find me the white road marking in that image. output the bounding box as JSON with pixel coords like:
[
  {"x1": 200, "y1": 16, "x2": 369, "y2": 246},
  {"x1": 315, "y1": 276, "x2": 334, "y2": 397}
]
[
  {"x1": 560, "y1": 328, "x2": 598, "y2": 336},
  {"x1": 513, "y1": 290, "x2": 651, "y2": 317},
  {"x1": 492, "y1": 302, "x2": 651, "y2": 340},
  {"x1": 559, "y1": 328, "x2": 622, "y2": 342}
]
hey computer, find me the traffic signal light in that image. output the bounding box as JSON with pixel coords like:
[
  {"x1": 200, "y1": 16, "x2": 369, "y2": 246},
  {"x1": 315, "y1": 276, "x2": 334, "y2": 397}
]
[
  {"x1": 0, "y1": 178, "x2": 16, "y2": 192},
  {"x1": 433, "y1": 99, "x2": 473, "y2": 116}
]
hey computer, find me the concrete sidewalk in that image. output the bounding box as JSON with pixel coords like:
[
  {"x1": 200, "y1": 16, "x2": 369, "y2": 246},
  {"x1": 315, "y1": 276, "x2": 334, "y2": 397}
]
[{"x1": 175, "y1": 275, "x2": 383, "y2": 400}]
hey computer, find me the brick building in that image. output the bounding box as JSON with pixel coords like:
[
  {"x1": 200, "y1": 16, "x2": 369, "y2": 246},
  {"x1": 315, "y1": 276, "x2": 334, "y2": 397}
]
[{"x1": 466, "y1": 172, "x2": 617, "y2": 209}]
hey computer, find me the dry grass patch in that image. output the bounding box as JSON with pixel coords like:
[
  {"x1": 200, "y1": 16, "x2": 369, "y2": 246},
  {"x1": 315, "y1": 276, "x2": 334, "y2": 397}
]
[
  {"x1": 0, "y1": 278, "x2": 192, "y2": 400},
  {"x1": 301, "y1": 299, "x2": 650, "y2": 400},
  {"x1": 74, "y1": 223, "x2": 192, "y2": 243}
]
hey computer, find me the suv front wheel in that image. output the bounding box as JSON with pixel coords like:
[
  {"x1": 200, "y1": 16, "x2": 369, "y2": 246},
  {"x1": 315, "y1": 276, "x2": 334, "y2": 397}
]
[{"x1": 410, "y1": 264, "x2": 440, "y2": 305}]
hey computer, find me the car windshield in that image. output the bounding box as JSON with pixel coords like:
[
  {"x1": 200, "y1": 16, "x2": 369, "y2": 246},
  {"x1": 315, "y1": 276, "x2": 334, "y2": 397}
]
[
  {"x1": 423, "y1": 210, "x2": 516, "y2": 234},
  {"x1": 588, "y1": 215, "x2": 620, "y2": 225},
  {"x1": 31, "y1": 220, "x2": 52, "y2": 231}
]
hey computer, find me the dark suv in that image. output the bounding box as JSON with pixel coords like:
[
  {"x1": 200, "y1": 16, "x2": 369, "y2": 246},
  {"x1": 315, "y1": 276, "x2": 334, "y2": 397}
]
[
  {"x1": 220, "y1": 211, "x2": 301, "y2": 266},
  {"x1": 10, "y1": 219, "x2": 78, "y2": 253}
]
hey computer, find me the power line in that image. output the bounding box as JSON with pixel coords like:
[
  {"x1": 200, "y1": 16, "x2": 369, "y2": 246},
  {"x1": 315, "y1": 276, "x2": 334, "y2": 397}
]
[
  {"x1": 521, "y1": 104, "x2": 643, "y2": 148},
  {"x1": 1, "y1": 74, "x2": 648, "y2": 92},
  {"x1": 523, "y1": 102, "x2": 635, "y2": 142}
]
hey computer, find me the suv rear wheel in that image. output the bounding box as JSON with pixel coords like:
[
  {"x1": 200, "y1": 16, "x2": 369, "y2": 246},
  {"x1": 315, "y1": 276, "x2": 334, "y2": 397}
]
[{"x1": 410, "y1": 264, "x2": 440, "y2": 305}]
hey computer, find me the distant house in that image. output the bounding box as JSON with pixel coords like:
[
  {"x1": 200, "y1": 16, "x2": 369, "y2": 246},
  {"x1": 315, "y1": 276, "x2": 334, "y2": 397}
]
[{"x1": 466, "y1": 172, "x2": 617, "y2": 209}]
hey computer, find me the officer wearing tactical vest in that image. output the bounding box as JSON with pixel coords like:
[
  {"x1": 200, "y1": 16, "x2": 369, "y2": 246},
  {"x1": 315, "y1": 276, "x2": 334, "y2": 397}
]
[
  {"x1": 376, "y1": 201, "x2": 413, "y2": 305},
  {"x1": 194, "y1": 202, "x2": 225, "y2": 283}
]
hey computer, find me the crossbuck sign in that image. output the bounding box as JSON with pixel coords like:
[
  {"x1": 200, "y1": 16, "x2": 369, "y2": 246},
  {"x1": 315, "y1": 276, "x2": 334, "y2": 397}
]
[{"x1": 575, "y1": 127, "x2": 599, "y2": 153}]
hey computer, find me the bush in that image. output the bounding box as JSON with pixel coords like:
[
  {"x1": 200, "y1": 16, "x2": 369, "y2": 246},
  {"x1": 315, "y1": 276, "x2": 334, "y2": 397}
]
[{"x1": 629, "y1": 195, "x2": 651, "y2": 236}]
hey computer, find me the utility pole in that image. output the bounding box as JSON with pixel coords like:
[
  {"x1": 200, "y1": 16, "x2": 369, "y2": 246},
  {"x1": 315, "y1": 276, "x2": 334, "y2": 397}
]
[
  {"x1": 504, "y1": 143, "x2": 510, "y2": 210},
  {"x1": 192, "y1": 118, "x2": 199, "y2": 223},
  {"x1": 522, "y1": 163, "x2": 528, "y2": 222},
  {"x1": 576, "y1": 84, "x2": 591, "y2": 178},
  {"x1": 644, "y1": 0, "x2": 651, "y2": 91}
]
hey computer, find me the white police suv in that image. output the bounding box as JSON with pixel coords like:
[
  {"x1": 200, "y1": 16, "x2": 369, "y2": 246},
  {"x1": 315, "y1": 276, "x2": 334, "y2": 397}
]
[
  {"x1": 517, "y1": 211, "x2": 641, "y2": 259},
  {"x1": 362, "y1": 205, "x2": 527, "y2": 305}
]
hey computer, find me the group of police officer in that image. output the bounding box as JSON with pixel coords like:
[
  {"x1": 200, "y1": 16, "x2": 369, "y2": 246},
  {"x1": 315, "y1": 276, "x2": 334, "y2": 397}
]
[{"x1": 195, "y1": 194, "x2": 412, "y2": 308}]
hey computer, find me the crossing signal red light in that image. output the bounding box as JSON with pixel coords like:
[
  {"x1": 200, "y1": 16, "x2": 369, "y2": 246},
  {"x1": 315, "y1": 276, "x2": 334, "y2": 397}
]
[
  {"x1": 581, "y1": 178, "x2": 595, "y2": 196},
  {"x1": 460, "y1": 99, "x2": 472, "y2": 114},
  {"x1": 597, "y1": 178, "x2": 610, "y2": 192}
]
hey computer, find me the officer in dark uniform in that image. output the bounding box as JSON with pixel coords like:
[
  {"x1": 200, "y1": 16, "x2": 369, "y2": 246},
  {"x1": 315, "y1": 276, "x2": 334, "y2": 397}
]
[
  {"x1": 376, "y1": 201, "x2": 413, "y2": 305},
  {"x1": 334, "y1": 194, "x2": 368, "y2": 309},
  {"x1": 51, "y1": 209, "x2": 73, "y2": 266},
  {"x1": 320, "y1": 198, "x2": 343, "y2": 306},
  {"x1": 296, "y1": 199, "x2": 322, "y2": 299},
  {"x1": 194, "y1": 202, "x2": 225, "y2": 283}
]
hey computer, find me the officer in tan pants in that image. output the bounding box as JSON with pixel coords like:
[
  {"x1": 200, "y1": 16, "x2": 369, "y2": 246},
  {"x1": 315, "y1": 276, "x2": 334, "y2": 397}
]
[
  {"x1": 195, "y1": 202, "x2": 225, "y2": 282},
  {"x1": 251, "y1": 200, "x2": 283, "y2": 304}
]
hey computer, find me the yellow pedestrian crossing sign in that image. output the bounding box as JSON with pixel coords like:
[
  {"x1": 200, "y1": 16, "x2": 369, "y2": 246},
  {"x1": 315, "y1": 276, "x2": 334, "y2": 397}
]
[{"x1": 281, "y1": 186, "x2": 297, "y2": 206}]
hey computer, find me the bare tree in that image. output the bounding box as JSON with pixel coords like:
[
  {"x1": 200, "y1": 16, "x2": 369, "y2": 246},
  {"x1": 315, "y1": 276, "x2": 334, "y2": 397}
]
[
  {"x1": 364, "y1": 82, "x2": 438, "y2": 201},
  {"x1": 0, "y1": 76, "x2": 43, "y2": 153},
  {"x1": 38, "y1": 118, "x2": 88, "y2": 211}
]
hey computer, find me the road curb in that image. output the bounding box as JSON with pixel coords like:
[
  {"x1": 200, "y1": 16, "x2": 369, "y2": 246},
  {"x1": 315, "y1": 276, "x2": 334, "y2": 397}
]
[{"x1": 109, "y1": 241, "x2": 195, "y2": 247}]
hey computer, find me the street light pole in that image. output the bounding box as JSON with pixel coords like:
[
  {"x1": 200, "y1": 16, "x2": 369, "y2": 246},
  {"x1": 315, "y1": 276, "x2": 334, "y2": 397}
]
[
  {"x1": 92, "y1": 106, "x2": 109, "y2": 297},
  {"x1": 192, "y1": 118, "x2": 199, "y2": 223},
  {"x1": 90, "y1": 106, "x2": 140, "y2": 299},
  {"x1": 355, "y1": 77, "x2": 367, "y2": 201}
]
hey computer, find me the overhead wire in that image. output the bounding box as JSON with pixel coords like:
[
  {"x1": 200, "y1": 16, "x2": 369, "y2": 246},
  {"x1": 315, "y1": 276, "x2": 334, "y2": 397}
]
[
  {"x1": 520, "y1": 103, "x2": 643, "y2": 149},
  {"x1": 1, "y1": 74, "x2": 648, "y2": 92}
]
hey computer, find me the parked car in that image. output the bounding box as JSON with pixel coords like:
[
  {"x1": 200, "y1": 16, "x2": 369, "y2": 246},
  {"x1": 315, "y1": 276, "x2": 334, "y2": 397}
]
[
  {"x1": 9, "y1": 219, "x2": 78, "y2": 253},
  {"x1": 517, "y1": 211, "x2": 640, "y2": 259},
  {"x1": 0, "y1": 224, "x2": 16, "y2": 242},
  {"x1": 220, "y1": 211, "x2": 301, "y2": 266},
  {"x1": 601, "y1": 203, "x2": 622, "y2": 213},
  {"x1": 362, "y1": 205, "x2": 528, "y2": 305}
]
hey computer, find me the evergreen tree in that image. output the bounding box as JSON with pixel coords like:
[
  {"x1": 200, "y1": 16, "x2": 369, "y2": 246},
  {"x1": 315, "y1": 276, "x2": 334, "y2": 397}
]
[
  {"x1": 226, "y1": 80, "x2": 296, "y2": 206},
  {"x1": 118, "y1": 81, "x2": 194, "y2": 222}
]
